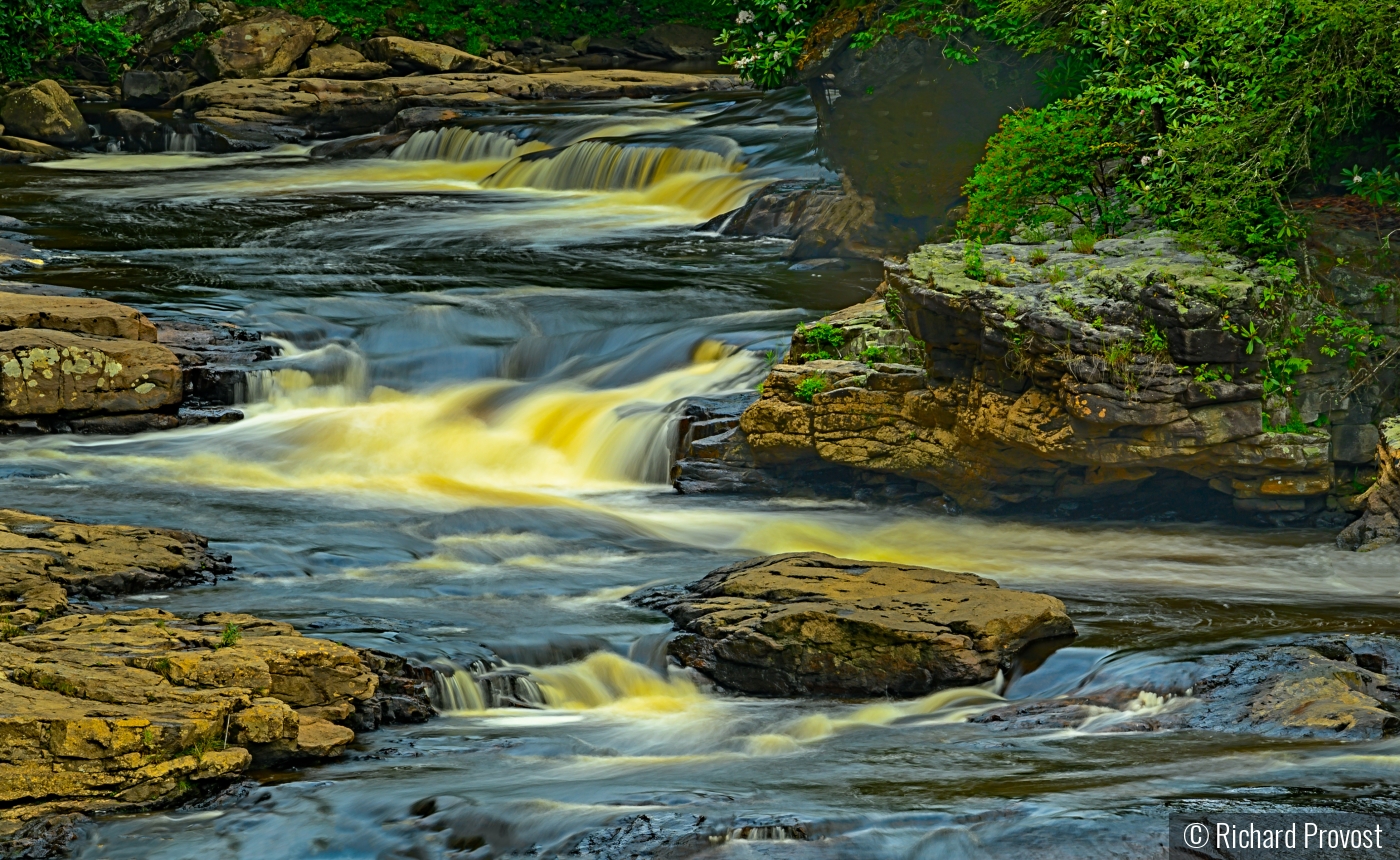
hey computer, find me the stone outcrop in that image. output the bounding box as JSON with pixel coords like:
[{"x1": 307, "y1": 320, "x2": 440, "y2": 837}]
[
  {"x1": 0, "y1": 81, "x2": 92, "y2": 149},
  {"x1": 288, "y1": 44, "x2": 391, "y2": 80},
  {"x1": 192, "y1": 11, "x2": 318, "y2": 80},
  {"x1": 1338, "y1": 418, "x2": 1400, "y2": 550},
  {"x1": 0, "y1": 329, "x2": 182, "y2": 419},
  {"x1": 362, "y1": 37, "x2": 511, "y2": 75},
  {"x1": 634, "y1": 24, "x2": 723, "y2": 61},
  {"x1": 704, "y1": 181, "x2": 878, "y2": 260},
  {"x1": 120, "y1": 69, "x2": 198, "y2": 108},
  {"x1": 171, "y1": 70, "x2": 744, "y2": 150},
  {"x1": 0, "y1": 508, "x2": 231, "y2": 623},
  {"x1": 81, "y1": 0, "x2": 232, "y2": 56},
  {"x1": 699, "y1": 231, "x2": 1389, "y2": 518},
  {"x1": 634, "y1": 552, "x2": 1075, "y2": 697}
]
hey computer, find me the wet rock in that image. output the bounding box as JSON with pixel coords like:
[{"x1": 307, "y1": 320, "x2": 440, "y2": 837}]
[
  {"x1": 192, "y1": 12, "x2": 318, "y2": 80},
  {"x1": 706, "y1": 181, "x2": 878, "y2": 260},
  {"x1": 288, "y1": 44, "x2": 391, "y2": 80},
  {"x1": 1, "y1": 80, "x2": 92, "y2": 149},
  {"x1": 105, "y1": 108, "x2": 164, "y2": 152},
  {"x1": 121, "y1": 69, "x2": 197, "y2": 108},
  {"x1": 0, "y1": 506, "x2": 230, "y2": 618},
  {"x1": 0, "y1": 329, "x2": 181, "y2": 418},
  {"x1": 635, "y1": 552, "x2": 1075, "y2": 697},
  {"x1": 1338, "y1": 418, "x2": 1400, "y2": 550},
  {"x1": 362, "y1": 37, "x2": 510, "y2": 75},
  {"x1": 153, "y1": 317, "x2": 276, "y2": 407}
]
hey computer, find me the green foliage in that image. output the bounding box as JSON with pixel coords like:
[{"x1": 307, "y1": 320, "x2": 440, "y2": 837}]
[
  {"x1": 1263, "y1": 408, "x2": 1309, "y2": 434},
  {"x1": 1141, "y1": 323, "x2": 1169, "y2": 356},
  {"x1": 961, "y1": 101, "x2": 1129, "y2": 242},
  {"x1": 793, "y1": 375, "x2": 828, "y2": 402},
  {"x1": 1070, "y1": 226, "x2": 1097, "y2": 254},
  {"x1": 962, "y1": 240, "x2": 986, "y2": 280},
  {"x1": 799, "y1": 322, "x2": 845, "y2": 360},
  {"x1": 1343, "y1": 164, "x2": 1400, "y2": 210},
  {"x1": 218, "y1": 623, "x2": 241, "y2": 649},
  {"x1": 860, "y1": 344, "x2": 892, "y2": 364},
  {"x1": 1046, "y1": 265, "x2": 1067, "y2": 285},
  {"x1": 141, "y1": 728, "x2": 157, "y2": 750},
  {"x1": 0, "y1": 0, "x2": 137, "y2": 82},
  {"x1": 0, "y1": 616, "x2": 21, "y2": 642},
  {"x1": 981, "y1": 0, "x2": 1400, "y2": 253},
  {"x1": 234, "y1": 0, "x2": 726, "y2": 52},
  {"x1": 1028, "y1": 249, "x2": 1049, "y2": 266},
  {"x1": 718, "y1": 0, "x2": 812, "y2": 88}
]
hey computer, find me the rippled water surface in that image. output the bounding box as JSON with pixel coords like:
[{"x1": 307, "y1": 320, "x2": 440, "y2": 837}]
[{"x1": 2, "y1": 89, "x2": 1397, "y2": 859}]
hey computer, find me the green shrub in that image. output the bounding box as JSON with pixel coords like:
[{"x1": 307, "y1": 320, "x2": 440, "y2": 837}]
[
  {"x1": 218, "y1": 623, "x2": 241, "y2": 649},
  {"x1": 799, "y1": 322, "x2": 845, "y2": 360},
  {"x1": 718, "y1": 0, "x2": 813, "y2": 88},
  {"x1": 793, "y1": 375, "x2": 828, "y2": 402},
  {"x1": 0, "y1": 0, "x2": 137, "y2": 82}
]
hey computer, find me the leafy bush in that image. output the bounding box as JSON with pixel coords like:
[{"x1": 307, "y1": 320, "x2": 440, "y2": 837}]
[
  {"x1": 0, "y1": 0, "x2": 136, "y2": 82},
  {"x1": 235, "y1": 0, "x2": 728, "y2": 51},
  {"x1": 799, "y1": 321, "x2": 845, "y2": 360},
  {"x1": 794, "y1": 375, "x2": 828, "y2": 402},
  {"x1": 717, "y1": 0, "x2": 813, "y2": 88}
]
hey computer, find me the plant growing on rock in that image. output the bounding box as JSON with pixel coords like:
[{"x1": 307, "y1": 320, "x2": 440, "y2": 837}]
[
  {"x1": 717, "y1": 0, "x2": 813, "y2": 88},
  {"x1": 218, "y1": 623, "x2": 241, "y2": 649},
  {"x1": 1070, "y1": 227, "x2": 1097, "y2": 255},
  {"x1": 799, "y1": 322, "x2": 845, "y2": 360},
  {"x1": 1029, "y1": 249, "x2": 1049, "y2": 266},
  {"x1": 793, "y1": 375, "x2": 828, "y2": 402},
  {"x1": 963, "y1": 240, "x2": 986, "y2": 280}
]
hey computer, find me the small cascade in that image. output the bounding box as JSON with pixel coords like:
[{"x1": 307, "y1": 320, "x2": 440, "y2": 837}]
[
  {"x1": 430, "y1": 660, "x2": 547, "y2": 713},
  {"x1": 391, "y1": 127, "x2": 547, "y2": 162},
  {"x1": 482, "y1": 140, "x2": 743, "y2": 192},
  {"x1": 164, "y1": 130, "x2": 198, "y2": 153}
]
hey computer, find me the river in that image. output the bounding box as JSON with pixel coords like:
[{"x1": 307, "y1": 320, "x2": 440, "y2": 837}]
[{"x1": 1, "y1": 88, "x2": 1397, "y2": 859}]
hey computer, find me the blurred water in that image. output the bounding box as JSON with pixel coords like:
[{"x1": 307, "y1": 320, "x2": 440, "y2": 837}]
[{"x1": 0, "y1": 88, "x2": 1396, "y2": 859}]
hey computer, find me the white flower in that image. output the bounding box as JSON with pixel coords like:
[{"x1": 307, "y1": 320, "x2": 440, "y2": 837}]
[
  {"x1": 1140, "y1": 155, "x2": 1152, "y2": 166},
  {"x1": 776, "y1": 2, "x2": 787, "y2": 12},
  {"x1": 1157, "y1": 148, "x2": 1164, "y2": 157},
  {"x1": 1182, "y1": 59, "x2": 1190, "y2": 69},
  {"x1": 736, "y1": 9, "x2": 754, "y2": 24},
  {"x1": 772, "y1": 50, "x2": 781, "y2": 60},
  {"x1": 767, "y1": 32, "x2": 777, "y2": 42}
]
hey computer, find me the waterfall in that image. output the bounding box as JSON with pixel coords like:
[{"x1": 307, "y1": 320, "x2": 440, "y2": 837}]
[
  {"x1": 164, "y1": 130, "x2": 198, "y2": 153},
  {"x1": 482, "y1": 140, "x2": 742, "y2": 193},
  {"x1": 391, "y1": 127, "x2": 547, "y2": 162},
  {"x1": 431, "y1": 660, "x2": 546, "y2": 713}
]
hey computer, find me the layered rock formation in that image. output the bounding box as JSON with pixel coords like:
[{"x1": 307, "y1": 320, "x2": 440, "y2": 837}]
[
  {"x1": 0, "y1": 508, "x2": 434, "y2": 849},
  {"x1": 171, "y1": 70, "x2": 743, "y2": 150},
  {"x1": 688, "y1": 231, "x2": 1393, "y2": 518},
  {"x1": 634, "y1": 552, "x2": 1074, "y2": 697}
]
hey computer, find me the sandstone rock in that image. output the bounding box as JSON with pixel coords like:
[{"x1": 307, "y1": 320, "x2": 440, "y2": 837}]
[
  {"x1": 362, "y1": 37, "x2": 509, "y2": 74},
  {"x1": 1, "y1": 81, "x2": 92, "y2": 149},
  {"x1": 0, "y1": 292, "x2": 158, "y2": 343},
  {"x1": 193, "y1": 12, "x2": 317, "y2": 80},
  {"x1": 635, "y1": 552, "x2": 1074, "y2": 697},
  {"x1": 0, "y1": 508, "x2": 230, "y2": 617},
  {"x1": 0, "y1": 606, "x2": 390, "y2": 838},
  {"x1": 0, "y1": 136, "x2": 69, "y2": 161},
  {"x1": 0, "y1": 329, "x2": 182, "y2": 418},
  {"x1": 81, "y1": 0, "x2": 224, "y2": 54},
  {"x1": 288, "y1": 44, "x2": 390, "y2": 80}
]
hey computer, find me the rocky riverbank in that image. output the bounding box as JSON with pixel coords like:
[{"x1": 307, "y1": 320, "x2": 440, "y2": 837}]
[
  {"x1": 678, "y1": 229, "x2": 1396, "y2": 528},
  {"x1": 0, "y1": 508, "x2": 433, "y2": 855}
]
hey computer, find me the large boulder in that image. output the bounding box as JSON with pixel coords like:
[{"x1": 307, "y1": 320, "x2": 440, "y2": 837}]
[
  {"x1": 0, "y1": 290, "x2": 159, "y2": 342},
  {"x1": 635, "y1": 24, "x2": 722, "y2": 61},
  {"x1": 288, "y1": 43, "x2": 391, "y2": 80},
  {"x1": 81, "y1": 0, "x2": 223, "y2": 55},
  {"x1": 121, "y1": 69, "x2": 197, "y2": 108},
  {"x1": 0, "y1": 329, "x2": 182, "y2": 418},
  {"x1": 1338, "y1": 417, "x2": 1400, "y2": 551},
  {"x1": 0, "y1": 81, "x2": 92, "y2": 149},
  {"x1": 362, "y1": 36, "x2": 509, "y2": 74},
  {"x1": 192, "y1": 12, "x2": 317, "y2": 80},
  {"x1": 635, "y1": 552, "x2": 1075, "y2": 697}
]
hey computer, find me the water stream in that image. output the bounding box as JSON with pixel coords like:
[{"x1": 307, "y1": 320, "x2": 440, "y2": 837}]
[{"x1": 1, "y1": 88, "x2": 1397, "y2": 859}]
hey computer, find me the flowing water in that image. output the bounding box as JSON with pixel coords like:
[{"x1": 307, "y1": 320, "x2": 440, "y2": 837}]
[{"x1": 2, "y1": 89, "x2": 1398, "y2": 859}]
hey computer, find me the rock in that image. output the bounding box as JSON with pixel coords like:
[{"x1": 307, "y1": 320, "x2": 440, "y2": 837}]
[
  {"x1": 81, "y1": 0, "x2": 224, "y2": 55},
  {"x1": 153, "y1": 316, "x2": 276, "y2": 407},
  {"x1": 713, "y1": 232, "x2": 1351, "y2": 515},
  {"x1": 121, "y1": 70, "x2": 196, "y2": 108},
  {"x1": 104, "y1": 108, "x2": 164, "y2": 152},
  {"x1": 0, "y1": 80, "x2": 92, "y2": 149},
  {"x1": 288, "y1": 44, "x2": 390, "y2": 80},
  {"x1": 705, "y1": 182, "x2": 878, "y2": 260},
  {"x1": 362, "y1": 37, "x2": 510, "y2": 75},
  {"x1": 0, "y1": 136, "x2": 69, "y2": 161},
  {"x1": 1332, "y1": 422, "x2": 1381, "y2": 464},
  {"x1": 0, "y1": 329, "x2": 181, "y2": 418},
  {"x1": 635, "y1": 552, "x2": 1074, "y2": 697},
  {"x1": 1338, "y1": 418, "x2": 1400, "y2": 550},
  {"x1": 192, "y1": 12, "x2": 318, "y2": 80},
  {"x1": 172, "y1": 70, "x2": 744, "y2": 144},
  {"x1": 635, "y1": 24, "x2": 722, "y2": 61}
]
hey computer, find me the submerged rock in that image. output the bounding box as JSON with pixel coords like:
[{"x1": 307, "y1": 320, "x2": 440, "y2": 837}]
[
  {"x1": 635, "y1": 552, "x2": 1074, "y2": 697},
  {"x1": 1, "y1": 80, "x2": 92, "y2": 149}
]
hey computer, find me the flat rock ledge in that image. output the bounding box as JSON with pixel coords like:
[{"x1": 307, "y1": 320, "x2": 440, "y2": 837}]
[
  {"x1": 633, "y1": 552, "x2": 1075, "y2": 698},
  {"x1": 0, "y1": 510, "x2": 434, "y2": 852}
]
